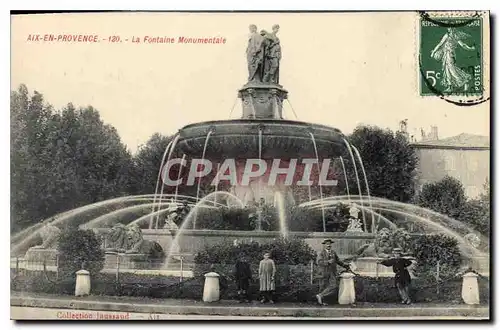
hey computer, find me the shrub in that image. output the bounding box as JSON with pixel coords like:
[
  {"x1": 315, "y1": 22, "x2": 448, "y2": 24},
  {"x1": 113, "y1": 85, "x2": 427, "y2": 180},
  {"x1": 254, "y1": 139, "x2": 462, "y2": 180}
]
[
  {"x1": 57, "y1": 228, "x2": 105, "y2": 278},
  {"x1": 417, "y1": 176, "x2": 467, "y2": 219},
  {"x1": 410, "y1": 234, "x2": 462, "y2": 280},
  {"x1": 459, "y1": 199, "x2": 490, "y2": 236},
  {"x1": 194, "y1": 237, "x2": 316, "y2": 266},
  {"x1": 193, "y1": 238, "x2": 316, "y2": 287},
  {"x1": 290, "y1": 204, "x2": 350, "y2": 232}
]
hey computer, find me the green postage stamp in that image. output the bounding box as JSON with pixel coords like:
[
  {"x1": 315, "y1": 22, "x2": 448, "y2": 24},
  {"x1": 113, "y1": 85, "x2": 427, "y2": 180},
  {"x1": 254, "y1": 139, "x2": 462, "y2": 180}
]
[{"x1": 419, "y1": 14, "x2": 483, "y2": 97}]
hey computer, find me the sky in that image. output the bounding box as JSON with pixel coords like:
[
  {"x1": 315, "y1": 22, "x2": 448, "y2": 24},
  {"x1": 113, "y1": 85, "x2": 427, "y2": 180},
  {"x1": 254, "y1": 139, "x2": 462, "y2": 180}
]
[{"x1": 11, "y1": 12, "x2": 490, "y2": 153}]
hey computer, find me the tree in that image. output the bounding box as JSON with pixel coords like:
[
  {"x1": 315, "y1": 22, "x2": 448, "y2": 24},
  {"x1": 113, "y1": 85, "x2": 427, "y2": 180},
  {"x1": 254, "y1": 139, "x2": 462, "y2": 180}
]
[
  {"x1": 458, "y1": 180, "x2": 490, "y2": 236},
  {"x1": 344, "y1": 125, "x2": 418, "y2": 202},
  {"x1": 129, "y1": 133, "x2": 173, "y2": 195},
  {"x1": 11, "y1": 85, "x2": 133, "y2": 232},
  {"x1": 417, "y1": 176, "x2": 466, "y2": 219},
  {"x1": 11, "y1": 85, "x2": 57, "y2": 231}
]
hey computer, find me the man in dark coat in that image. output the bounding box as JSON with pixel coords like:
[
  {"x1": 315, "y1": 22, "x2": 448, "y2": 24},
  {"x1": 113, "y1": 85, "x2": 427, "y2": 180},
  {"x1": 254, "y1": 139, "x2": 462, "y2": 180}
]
[
  {"x1": 378, "y1": 247, "x2": 415, "y2": 304},
  {"x1": 316, "y1": 239, "x2": 350, "y2": 305},
  {"x1": 234, "y1": 253, "x2": 253, "y2": 302}
]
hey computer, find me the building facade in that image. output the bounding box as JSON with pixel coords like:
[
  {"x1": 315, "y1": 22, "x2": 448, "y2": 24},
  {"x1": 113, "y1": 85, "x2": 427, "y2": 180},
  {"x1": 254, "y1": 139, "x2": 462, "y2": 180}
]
[{"x1": 411, "y1": 133, "x2": 490, "y2": 199}]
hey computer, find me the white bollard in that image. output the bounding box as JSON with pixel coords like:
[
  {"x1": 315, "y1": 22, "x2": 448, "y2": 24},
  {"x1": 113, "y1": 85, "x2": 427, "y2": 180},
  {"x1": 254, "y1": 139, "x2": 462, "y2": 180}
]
[
  {"x1": 462, "y1": 272, "x2": 480, "y2": 305},
  {"x1": 338, "y1": 272, "x2": 356, "y2": 305},
  {"x1": 203, "y1": 272, "x2": 220, "y2": 302},
  {"x1": 75, "y1": 269, "x2": 91, "y2": 296}
]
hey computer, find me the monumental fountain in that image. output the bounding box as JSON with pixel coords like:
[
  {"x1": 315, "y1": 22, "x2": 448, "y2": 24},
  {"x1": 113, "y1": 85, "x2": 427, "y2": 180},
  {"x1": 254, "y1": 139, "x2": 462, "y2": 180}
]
[{"x1": 11, "y1": 24, "x2": 489, "y2": 277}]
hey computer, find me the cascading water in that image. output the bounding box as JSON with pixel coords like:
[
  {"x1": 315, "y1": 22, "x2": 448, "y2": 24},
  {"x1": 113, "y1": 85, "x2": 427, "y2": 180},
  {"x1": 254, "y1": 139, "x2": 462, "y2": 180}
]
[
  {"x1": 339, "y1": 156, "x2": 351, "y2": 202},
  {"x1": 150, "y1": 137, "x2": 176, "y2": 229},
  {"x1": 309, "y1": 132, "x2": 326, "y2": 232},
  {"x1": 154, "y1": 134, "x2": 181, "y2": 228},
  {"x1": 174, "y1": 154, "x2": 187, "y2": 203},
  {"x1": 342, "y1": 138, "x2": 367, "y2": 231},
  {"x1": 351, "y1": 145, "x2": 375, "y2": 232},
  {"x1": 274, "y1": 191, "x2": 289, "y2": 238},
  {"x1": 163, "y1": 191, "x2": 244, "y2": 270},
  {"x1": 193, "y1": 130, "x2": 213, "y2": 229}
]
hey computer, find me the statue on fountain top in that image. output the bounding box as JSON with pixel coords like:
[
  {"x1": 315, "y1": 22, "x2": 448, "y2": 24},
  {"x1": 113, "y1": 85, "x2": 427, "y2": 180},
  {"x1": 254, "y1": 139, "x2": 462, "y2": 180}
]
[
  {"x1": 246, "y1": 24, "x2": 282, "y2": 84},
  {"x1": 247, "y1": 24, "x2": 265, "y2": 82}
]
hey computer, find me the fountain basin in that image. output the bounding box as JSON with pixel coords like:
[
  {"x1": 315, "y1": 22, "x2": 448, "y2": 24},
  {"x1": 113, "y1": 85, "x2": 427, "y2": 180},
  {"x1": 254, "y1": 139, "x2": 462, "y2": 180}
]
[{"x1": 175, "y1": 119, "x2": 347, "y2": 159}]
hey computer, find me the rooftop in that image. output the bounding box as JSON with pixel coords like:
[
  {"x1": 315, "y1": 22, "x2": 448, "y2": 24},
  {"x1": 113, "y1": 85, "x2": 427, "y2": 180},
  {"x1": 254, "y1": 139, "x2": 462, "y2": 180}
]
[{"x1": 412, "y1": 133, "x2": 490, "y2": 149}]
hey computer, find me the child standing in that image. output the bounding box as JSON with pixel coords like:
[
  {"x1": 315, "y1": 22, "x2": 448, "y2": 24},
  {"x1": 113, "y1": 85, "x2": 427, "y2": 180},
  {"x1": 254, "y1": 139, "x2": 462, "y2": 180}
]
[
  {"x1": 234, "y1": 253, "x2": 253, "y2": 302},
  {"x1": 259, "y1": 252, "x2": 276, "y2": 304},
  {"x1": 378, "y1": 247, "x2": 415, "y2": 304}
]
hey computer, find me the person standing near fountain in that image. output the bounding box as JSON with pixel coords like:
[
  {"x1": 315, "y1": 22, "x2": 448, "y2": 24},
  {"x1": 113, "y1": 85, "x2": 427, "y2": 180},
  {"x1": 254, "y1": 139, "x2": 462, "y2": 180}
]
[
  {"x1": 315, "y1": 239, "x2": 350, "y2": 305},
  {"x1": 234, "y1": 253, "x2": 253, "y2": 303},
  {"x1": 259, "y1": 252, "x2": 276, "y2": 304},
  {"x1": 378, "y1": 247, "x2": 415, "y2": 304}
]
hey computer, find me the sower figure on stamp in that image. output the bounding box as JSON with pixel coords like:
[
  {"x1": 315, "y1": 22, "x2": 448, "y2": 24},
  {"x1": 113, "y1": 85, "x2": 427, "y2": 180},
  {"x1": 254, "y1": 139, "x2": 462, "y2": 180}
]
[
  {"x1": 259, "y1": 251, "x2": 276, "y2": 304},
  {"x1": 234, "y1": 253, "x2": 253, "y2": 302},
  {"x1": 316, "y1": 239, "x2": 350, "y2": 305},
  {"x1": 378, "y1": 247, "x2": 416, "y2": 304}
]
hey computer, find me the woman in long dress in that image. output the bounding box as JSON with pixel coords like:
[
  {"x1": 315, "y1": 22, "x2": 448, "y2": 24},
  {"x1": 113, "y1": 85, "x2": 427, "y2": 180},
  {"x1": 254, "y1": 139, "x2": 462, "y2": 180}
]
[
  {"x1": 259, "y1": 252, "x2": 276, "y2": 303},
  {"x1": 430, "y1": 27, "x2": 475, "y2": 92}
]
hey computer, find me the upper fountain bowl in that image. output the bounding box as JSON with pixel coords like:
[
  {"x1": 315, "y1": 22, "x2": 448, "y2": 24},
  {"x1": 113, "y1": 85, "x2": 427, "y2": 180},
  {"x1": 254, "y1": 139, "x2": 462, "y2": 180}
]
[{"x1": 174, "y1": 119, "x2": 347, "y2": 159}]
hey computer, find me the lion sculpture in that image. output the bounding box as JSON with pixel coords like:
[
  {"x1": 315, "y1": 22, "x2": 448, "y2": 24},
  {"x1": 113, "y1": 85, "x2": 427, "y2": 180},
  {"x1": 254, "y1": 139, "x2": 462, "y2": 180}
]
[
  {"x1": 104, "y1": 223, "x2": 165, "y2": 260},
  {"x1": 104, "y1": 223, "x2": 129, "y2": 253},
  {"x1": 125, "y1": 224, "x2": 165, "y2": 260}
]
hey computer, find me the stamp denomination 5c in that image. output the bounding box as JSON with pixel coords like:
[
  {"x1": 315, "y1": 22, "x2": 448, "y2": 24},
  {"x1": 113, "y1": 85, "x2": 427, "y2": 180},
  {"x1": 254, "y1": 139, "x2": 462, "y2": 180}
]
[{"x1": 419, "y1": 14, "x2": 483, "y2": 97}]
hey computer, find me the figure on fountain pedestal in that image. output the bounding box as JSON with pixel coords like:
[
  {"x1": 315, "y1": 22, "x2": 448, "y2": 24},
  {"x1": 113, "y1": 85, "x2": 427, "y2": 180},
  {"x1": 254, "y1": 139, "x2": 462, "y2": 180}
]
[
  {"x1": 346, "y1": 203, "x2": 363, "y2": 232},
  {"x1": 262, "y1": 25, "x2": 281, "y2": 84},
  {"x1": 245, "y1": 24, "x2": 281, "y2": 84},
  {"x1": 247, "y1": 24, "x2": 265, "y2": 82},
  {"x1": 163, "y1": 211, "x2": 179, "y2": 232}
]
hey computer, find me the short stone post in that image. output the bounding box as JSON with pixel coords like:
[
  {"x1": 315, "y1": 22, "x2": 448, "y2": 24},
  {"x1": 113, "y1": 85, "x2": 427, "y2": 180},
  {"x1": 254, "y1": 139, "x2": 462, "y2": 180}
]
[
  {"x1": 75, "y1": 269, "x2": 91, "y2": 297},
  {"x1": 462, "y1": 272, "x2": 480, "y2": 305},
  {"x1": 203, "y1": 272, "x2": 220, "y2": 302},
  {"x1": 338, "y1": 272, "x2": 356, "y2": 305}
]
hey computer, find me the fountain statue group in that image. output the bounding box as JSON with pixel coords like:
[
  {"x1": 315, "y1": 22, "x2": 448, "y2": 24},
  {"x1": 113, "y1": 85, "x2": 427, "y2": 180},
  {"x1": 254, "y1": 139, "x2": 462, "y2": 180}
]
[{"x1": 246, "y1": 24, "x2": 282, "y2": 84}]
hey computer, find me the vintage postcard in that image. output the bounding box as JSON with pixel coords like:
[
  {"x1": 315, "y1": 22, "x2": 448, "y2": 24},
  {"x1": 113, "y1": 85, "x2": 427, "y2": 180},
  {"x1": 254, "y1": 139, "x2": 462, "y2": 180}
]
[{"x1": 10, "y1": 11, "x2": 490, "y2": 321}]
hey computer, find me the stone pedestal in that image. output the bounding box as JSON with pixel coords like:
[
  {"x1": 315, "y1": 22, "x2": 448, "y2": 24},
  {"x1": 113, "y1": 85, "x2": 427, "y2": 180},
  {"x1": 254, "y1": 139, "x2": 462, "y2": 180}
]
[
  {"x1": 203, "y1": 272, "x2": 220, "y2": 302},
  {"x1": 75, "y1": 269, "x2": 91, "y2": 296},
  {"x1": 238, "y1": 83, "x2": 288, "y2": 119},
  {"x1": 350, "y1": 258, "x2": 394, "y2": 277},
  {"x1": 338, "y1": 272, "x2": 356, "y2": 305},
  {"x1": 462, "y1": 272, "x2": 480, "y2": 305},
  {"x1": 104, "y1": 252, "x2": 150, "y2": 269}
]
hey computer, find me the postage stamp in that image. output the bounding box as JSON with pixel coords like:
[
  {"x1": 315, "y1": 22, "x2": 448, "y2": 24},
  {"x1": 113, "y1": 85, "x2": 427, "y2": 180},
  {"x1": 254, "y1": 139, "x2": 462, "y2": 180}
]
[
  {"x1": 10, "y1": 11, "x2": 490, "y2": 321},
  {"x1": 419, "y1": 14, "x2": 483, "y2": 97}
]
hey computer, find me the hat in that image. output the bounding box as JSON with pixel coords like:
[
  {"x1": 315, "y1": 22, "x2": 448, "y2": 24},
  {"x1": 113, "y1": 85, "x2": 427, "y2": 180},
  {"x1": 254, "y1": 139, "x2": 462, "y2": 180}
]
[
  {"x1": 392, "y1": 247, "x2": 403, "y2": 253},
  {"x1": 322, "y1": 239, "x2": 334, "y2": 244}
]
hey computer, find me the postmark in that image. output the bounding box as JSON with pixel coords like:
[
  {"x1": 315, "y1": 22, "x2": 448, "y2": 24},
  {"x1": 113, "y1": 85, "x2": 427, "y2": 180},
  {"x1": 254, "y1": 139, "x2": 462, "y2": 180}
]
[{"x1": 419, "y1": 13, "x2": 484, "y2": 101}]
